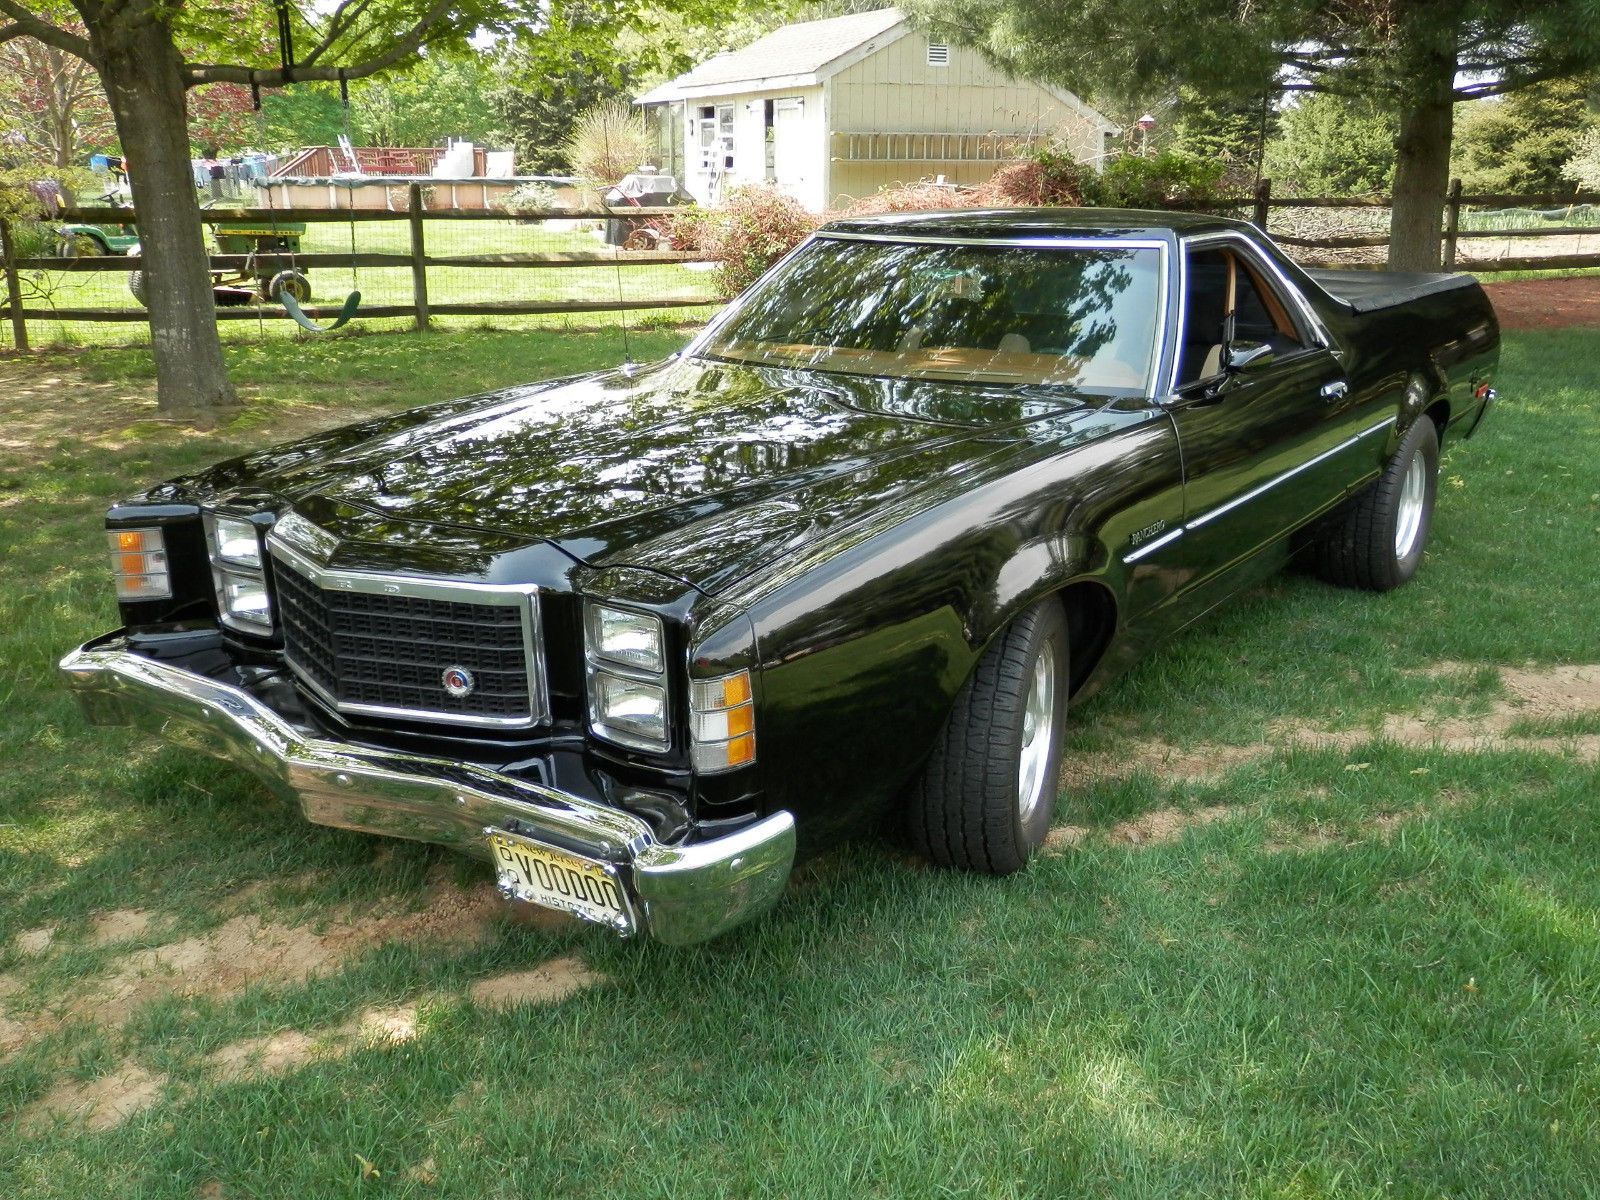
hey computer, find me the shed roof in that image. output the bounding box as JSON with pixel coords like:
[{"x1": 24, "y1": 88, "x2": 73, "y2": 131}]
[{"x1": 635, "y1": 8, "x2": 907, "y2": 103}]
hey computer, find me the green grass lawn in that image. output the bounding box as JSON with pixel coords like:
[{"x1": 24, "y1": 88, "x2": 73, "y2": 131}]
[
  {"x1": 2, "y1": 326, "x2": 1599, "y2": 1197},
  {"x1": 11, "y1": 218, "x2": 721, "y2": 349}
]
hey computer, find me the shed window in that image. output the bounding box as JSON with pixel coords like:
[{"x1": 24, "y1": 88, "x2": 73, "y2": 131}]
[{"x1": 927, "y1": 42, "x2": 950, "y2": 66}]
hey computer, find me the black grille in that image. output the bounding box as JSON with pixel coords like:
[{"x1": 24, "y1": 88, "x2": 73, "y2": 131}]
[{"x1": 272, "y1": 556, "x2": 536, "y2": 724}]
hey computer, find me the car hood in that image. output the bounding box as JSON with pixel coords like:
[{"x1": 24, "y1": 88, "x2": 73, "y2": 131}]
[{"x1": 188, "y1": 357, "x2": 1086, "y2": 593}]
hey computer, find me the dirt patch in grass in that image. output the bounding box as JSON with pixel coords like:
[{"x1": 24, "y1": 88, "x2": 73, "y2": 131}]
[
  {"x1": 18, "y1": 1063, "x2": 168, "y2": 1133},
  {"x1": 88, "y1": 909, "x2": 159, "y2": 947},
  {"x1": 1047, "y1": 805, "x2": 1235, "y2": 852},
  {"x1": 13, "y1": 954, "x2": 602, "y2": 1132},
  {"x1": 0, "y1": 880, "x2": 509, "y2": 1061},
  {"x1": 1482, "y1": 277, "x2": 1600, "y2": 331},
  {"x1": 73, "y1": 882, "x2": 505, "y2": 1028},
  {"x1": 1052, "y1": 662, "x2": 1600, "y2": 854},
  {"x1": 1064, "y1": 662, "x2": 1600, "y2": 791},
  {"x1": 13, "y1": 925, "x2": 57, "y2": 958},
  {"x1": 468, "y1": 957, "x2": 603, "y2": 1010}
]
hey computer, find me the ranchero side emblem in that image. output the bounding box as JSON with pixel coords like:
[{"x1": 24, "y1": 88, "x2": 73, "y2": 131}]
[{"x1": 441, "y1": 667, "x2": 476, "y2": 698}]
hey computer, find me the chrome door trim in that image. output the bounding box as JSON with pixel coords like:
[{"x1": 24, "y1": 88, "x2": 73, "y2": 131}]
[{"x1": 1124, "y1": 415, "x2": 1395, "y2": 562}]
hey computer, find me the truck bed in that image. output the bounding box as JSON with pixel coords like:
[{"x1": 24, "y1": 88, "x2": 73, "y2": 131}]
[{"x1": 1305, "y1": 269, "x2": 1479, "y2": 315}]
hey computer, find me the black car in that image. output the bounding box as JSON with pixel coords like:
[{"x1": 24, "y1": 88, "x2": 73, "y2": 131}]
[{"x1": 61, "y1": 209, "x2": 1500, "y2": 943}]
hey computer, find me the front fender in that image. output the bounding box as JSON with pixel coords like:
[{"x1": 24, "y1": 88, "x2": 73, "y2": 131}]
[{"x1": 738, "y1": 407, "x2": 1181, "y2": 850}]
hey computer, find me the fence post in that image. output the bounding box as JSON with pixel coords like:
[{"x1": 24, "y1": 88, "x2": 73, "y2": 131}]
[
  {"x1": 0, "y1": 219, "x2": 28, "y2": 352},
  {"x1": 1442, "y1": 177, "x2": 1463, "y2": 271},
  {"x1": 408, "y1": 183, "x2": 430, "y2": 331},
  {"x1": 1251, "y1": 178, "x2": 1272, "y2": 232}
]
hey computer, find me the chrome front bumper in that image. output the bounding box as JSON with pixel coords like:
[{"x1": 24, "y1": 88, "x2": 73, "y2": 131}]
[{"x1": 59, "y1": 640, "x2": 795, "y2": 945}]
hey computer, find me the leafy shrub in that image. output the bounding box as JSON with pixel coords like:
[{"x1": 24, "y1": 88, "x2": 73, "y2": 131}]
[
  {"x1": 1563, "y1": 126, "x2": 1600, "y2": 191},
  {"x1": 692, "y1": 186, "x2": 819, "y2": 294},
  {"x1": 498, "y1": 181, "x2": 562, "y2": 215},
  {"x1": 654, "y1": 205, "x2": 708, "y2": 253},
  {"x1": 1092, "y1": 151, "x2": 1227, "y2": 208}
]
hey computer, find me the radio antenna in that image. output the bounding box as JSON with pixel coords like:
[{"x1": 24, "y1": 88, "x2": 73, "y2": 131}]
[{"x1": 603, "y1": 119, "x2": 635, "y2": 375}]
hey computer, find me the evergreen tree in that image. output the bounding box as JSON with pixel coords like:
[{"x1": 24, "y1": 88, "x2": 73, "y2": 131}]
[{"x1": 901, "y1": 0, "x2": 1600, "y2": 269}]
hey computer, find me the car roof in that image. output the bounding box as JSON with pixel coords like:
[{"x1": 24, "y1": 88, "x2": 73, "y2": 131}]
[{"x1": 817, "y1": 206, "x2": 1254, "y2": 241}]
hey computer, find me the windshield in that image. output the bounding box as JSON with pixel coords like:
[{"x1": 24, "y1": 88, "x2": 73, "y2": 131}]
[{"x1": 697, "y1": 236, "x2": 1164, "y2": 395}]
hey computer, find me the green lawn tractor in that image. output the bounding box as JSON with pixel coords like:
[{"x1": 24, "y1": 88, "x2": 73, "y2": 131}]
[{"x1": 127, "y1": 213, "x2": 312, "y2": 309}]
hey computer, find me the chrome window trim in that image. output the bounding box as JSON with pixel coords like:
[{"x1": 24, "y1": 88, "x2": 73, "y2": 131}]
[
  {"x1": 1166, "y1": 231, "x2": 1336, "y2": 398},
  {"x1": 684, "y1": 231, "x2": 1171, "y2": 401},
  {"x1": 1125, "y1": 415, "x2": 1395, "y2": 563},
  {"x1": 265, "y1": 535, "x2": 551, "y2": 731}
]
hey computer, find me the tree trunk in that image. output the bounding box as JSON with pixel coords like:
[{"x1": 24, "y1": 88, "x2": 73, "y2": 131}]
[
  {"x1": 91, "y1": 14, "x2": 237, "y2": 421},
  {"x1": 1387, "y1": 27, "x2": 1458, "y2": 272}
]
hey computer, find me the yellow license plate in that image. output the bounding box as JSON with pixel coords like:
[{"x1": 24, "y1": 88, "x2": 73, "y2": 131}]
[{"x1": 486, "y1": 829, "x2": 633, "y2": 933}]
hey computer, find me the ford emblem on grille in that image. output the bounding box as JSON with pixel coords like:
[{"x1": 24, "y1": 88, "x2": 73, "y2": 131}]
[{"x1": 441, "y1": 666, "x2": 476, "y2": 698}]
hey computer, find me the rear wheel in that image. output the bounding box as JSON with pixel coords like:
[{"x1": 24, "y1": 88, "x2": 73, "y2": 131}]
[
  {"x1": 127, "y1": 269, "x2": 148, "y2": 308},
  {"x1": 265, "y1": 269, "x2": 312, "y2": 304},
  {"x1": 1311, "y1": 417, "x2": 1439, "y2": 591},
  {"x1": 907, "y1": 599, "x2": 1068, "y2": 874}
]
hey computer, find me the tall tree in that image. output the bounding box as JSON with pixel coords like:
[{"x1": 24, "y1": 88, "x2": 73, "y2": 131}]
[
  {"x1": 0, "y1": 28, "x2": 114, "y2": 174},
  {"x1": 0, "y1": 0, "x2": 523, "y2": 422},
  {"x1": 351, "y1": 52, "x2": 504, "y2": 149},
  {"x1": 188, "y1": 81, "x2": 256, "y2": 155},
  {"x1": 1266, "y1": 93, "x2": 1398, "y2": 197},
  {"x1": 901, "y1": 0, "x2": 1600, "y2": 270},
  {"x1": 1451, "y1": 76, "x2": 1599, "y2": 195}
]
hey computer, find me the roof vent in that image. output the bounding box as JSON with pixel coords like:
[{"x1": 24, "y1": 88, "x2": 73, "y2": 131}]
[{"x1": 927, "y1": 42, "x2": 950, "y2": 66}]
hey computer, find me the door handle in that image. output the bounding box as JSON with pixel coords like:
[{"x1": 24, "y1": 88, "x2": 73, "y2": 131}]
[{"x1": 1320, "y1": 380, "x2": 1349, "y2": 402}]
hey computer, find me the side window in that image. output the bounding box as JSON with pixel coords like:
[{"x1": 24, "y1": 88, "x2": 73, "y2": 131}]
[
  {"x1": 1233, "y1": 256, "x2": 1305, "y2": 354},
  {"x1": 1176, "y1": 245, "x2": 1308, "y2": 386}
]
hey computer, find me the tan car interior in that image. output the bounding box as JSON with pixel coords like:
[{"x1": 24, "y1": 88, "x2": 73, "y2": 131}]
[{"x1": 1179, "y1": 246, "x2": 1305, "y2": 386}]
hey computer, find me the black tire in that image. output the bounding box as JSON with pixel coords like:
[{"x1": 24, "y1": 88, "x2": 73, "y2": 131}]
[
  {"x1": 266, "y1": 270, "x2": 311, "y2": 304},
  {"x1": 908, "y1": 599, "x2": 1069, "y2": 874},
  {"x1": 127, "y1": 269, "x2": 148, "y2": 308},
  {"x1": 57, "y1": 233, "x2": 105, "y2": 258},
  {"x1": 1311, "y1": 417, "x2": 1439, "y2": 591}
]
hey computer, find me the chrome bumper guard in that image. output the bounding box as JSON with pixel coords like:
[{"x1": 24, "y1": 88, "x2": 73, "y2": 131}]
[{"x1": 59, "y1": 641, "x2": 795, "y2": 945}]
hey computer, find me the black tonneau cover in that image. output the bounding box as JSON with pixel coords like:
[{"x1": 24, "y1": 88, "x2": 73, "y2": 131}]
[{"x1": 1305, "y1": 269, "x2": 1478, "y2": 314}]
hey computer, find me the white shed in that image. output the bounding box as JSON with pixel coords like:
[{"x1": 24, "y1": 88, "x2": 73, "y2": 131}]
[{"x1": 635, "y1": 8, "x2": 1118, "y2": 213}]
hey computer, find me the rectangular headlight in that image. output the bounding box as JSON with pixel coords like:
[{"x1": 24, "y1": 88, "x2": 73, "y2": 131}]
[
  {"x1": 588, "y1": 670, "x2": 669, "y2": 751},
  {"x1": 107, "y1": 527, "x2": 171, "y2": 601},
  {"x1": 211, "y1": 515, "x2": 262, "y2": 568},
  {"x1": 220, "y1": 576, "x2": 273, "y2": 632},
  {"x1": 205, "y1": 512, "x2": 273, "y2": 635},
  {"x1": 585, "y1": 603, "x2": 665, "y2": 673}
]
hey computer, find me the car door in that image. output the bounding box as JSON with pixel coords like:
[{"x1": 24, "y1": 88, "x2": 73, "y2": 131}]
[{"x1": 1159, "y1": 235, "x2": 1366, "y2": 593}]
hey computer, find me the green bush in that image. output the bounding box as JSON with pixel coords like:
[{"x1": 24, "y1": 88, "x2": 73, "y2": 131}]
[
  {"x1": 1091, "y1": 151, "x2": 1227, "y2": 208},
  {"x1": 498, "y1": 181, "x2": 562, "y2": 215}
]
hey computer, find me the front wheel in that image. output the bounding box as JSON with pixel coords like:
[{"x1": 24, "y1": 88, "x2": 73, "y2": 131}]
[
  {"x1": 907, "y1": 599, "x2": 1069, "y2": 874},
  {"x1": 1311, "y1": 417, "x2": 1439, "y2": 591},
  {"x1": 57, "y1": 233, "x2": 105, "y2": 258}
]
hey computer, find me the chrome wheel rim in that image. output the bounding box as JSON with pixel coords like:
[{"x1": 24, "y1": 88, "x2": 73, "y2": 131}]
[
  {"x1": 1017, "y1": 644, "x2": 1057, "y2": 823},
  {"x1": 1394, "y1": 451, "x2": 1427, "y2": 560}
]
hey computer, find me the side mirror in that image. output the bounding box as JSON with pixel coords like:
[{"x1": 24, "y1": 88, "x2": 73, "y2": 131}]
[{"x1": 1224, "y1": 340, "x2": 1275, "y2": 373}]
